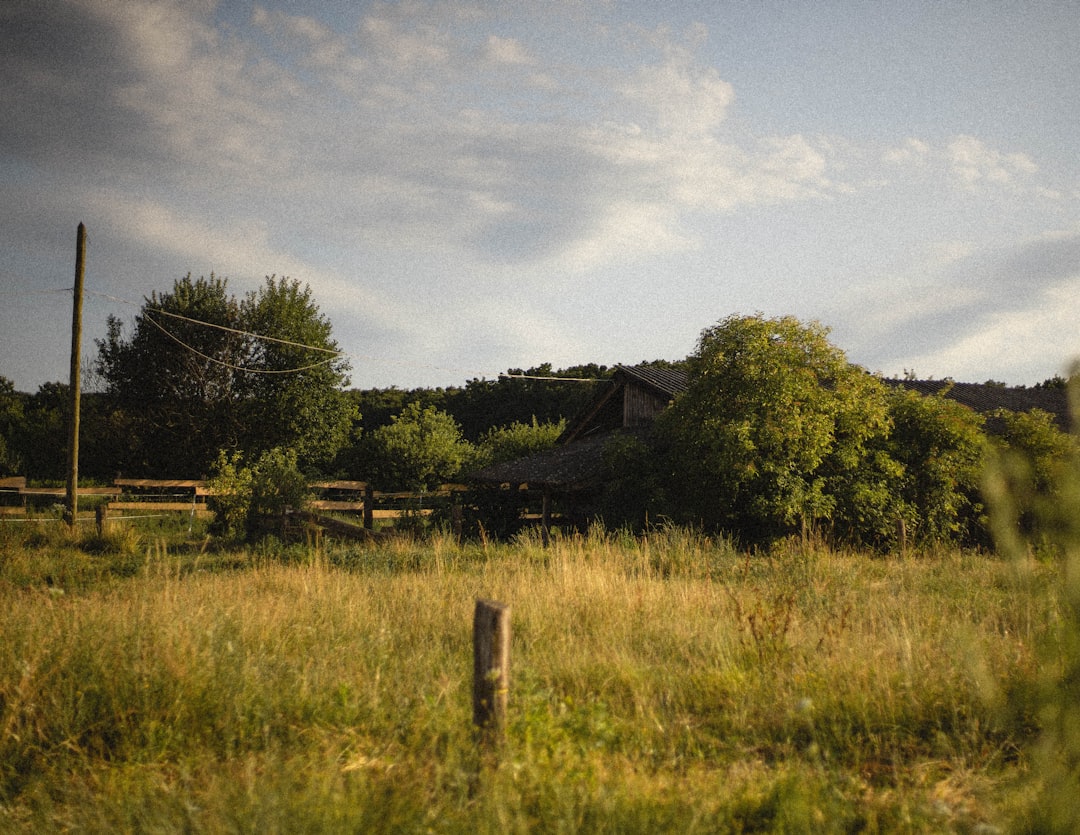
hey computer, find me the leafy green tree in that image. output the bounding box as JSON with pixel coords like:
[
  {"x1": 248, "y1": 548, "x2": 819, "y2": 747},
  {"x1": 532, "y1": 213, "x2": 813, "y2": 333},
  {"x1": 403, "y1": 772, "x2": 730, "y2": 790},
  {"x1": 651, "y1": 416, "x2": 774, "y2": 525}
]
[
  {"x1": 986, "y1": 407, "x2": 1079, "y2": 542},
  {"x1": 656, "y1": 314, "x2": 899, "y2": 544},
  {"x1": 0, "y1": 377, "x2": 24, "y2": 477},
  {"x1": 96, "y1": 274, "x2": 354, "y2": 478},
  {"x1": 17, "y1": 382, "x2": 70, "y2": 481},
  {"x1": 886, "y1": 386, "x2": 987, "y2": 545},
  {"x1": 363, "y1": 402, "x2": 472, "y2": 490},
  {"x1": 237, "y1": 277, "x2": 355, "y2": 469},
  {"x1": 96, "y1": 274, "x2": 244, "y2": 476},
  {"x1": 471, "y1": 417, "x2": 565, "y2": 470},
  {"x1": 446, "y1": 364, "x2": 610, "y2": 441}
]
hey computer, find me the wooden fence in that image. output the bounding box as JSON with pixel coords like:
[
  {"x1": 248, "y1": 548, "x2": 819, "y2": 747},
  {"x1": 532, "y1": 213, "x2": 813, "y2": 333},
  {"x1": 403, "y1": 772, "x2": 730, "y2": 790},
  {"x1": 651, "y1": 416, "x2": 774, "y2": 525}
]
[{"x1": 0, "y1": 477, "x2": 468, "y2": 529}]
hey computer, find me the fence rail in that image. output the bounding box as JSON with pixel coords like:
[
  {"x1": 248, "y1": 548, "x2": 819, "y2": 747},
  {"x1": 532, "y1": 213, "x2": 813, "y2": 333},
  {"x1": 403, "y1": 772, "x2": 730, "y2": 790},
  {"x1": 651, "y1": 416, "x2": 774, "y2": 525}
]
[{"x1": 1, "y1": 477, "x2": 466, "y2": 528}]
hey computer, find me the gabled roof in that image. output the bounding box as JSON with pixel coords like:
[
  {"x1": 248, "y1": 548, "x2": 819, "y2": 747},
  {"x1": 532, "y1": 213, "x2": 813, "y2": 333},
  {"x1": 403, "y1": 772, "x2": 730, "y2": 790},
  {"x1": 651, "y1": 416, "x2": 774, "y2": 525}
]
[
  {"x1": 559, "y1": 364, "x2": 688, "y2": 444},
  {"x1": 614, "y1": 364, "x2": 689, "y2": 399},
  {"x1": 883, "y1": 379, "x2": 1071, "y2": 432}
]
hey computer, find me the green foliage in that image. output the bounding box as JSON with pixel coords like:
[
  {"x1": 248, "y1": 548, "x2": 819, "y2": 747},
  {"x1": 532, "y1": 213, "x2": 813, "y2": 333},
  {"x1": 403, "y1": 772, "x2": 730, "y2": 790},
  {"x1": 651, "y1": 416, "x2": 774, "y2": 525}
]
[
  {"x1": 657, "y1": 314, "x2": 898, "y2": 545},
  {"x1": 12, "y1": 382, "x2": 69, "y2": 480},
  {"x1": 206, "y1": 451, "x2": 256, "y2": 540},
  {"x1": 237, "y1": 277, "x2": 355, "y2": 470},
  {"x1": 471, "y1": 416, "x2": 565, "y2": 470},
  {"x1": 983, "y1": 376, "x2": 1080, "y2": 832},
  {"x1": 207, "y1": 447, "x2": 310, "y2": 541},
  {"x1": 95, "y1": 274, "x2": 354, "y2": 478},
  {"x1": 363, "y1": 402, "x2": 472, "y2": 490},
  {"x1": 887, "y1": 385, "x2": 987, "y2": 545},
  {"x1": 445, "y1": 364, "x2": 611, "y2": 441},
  {"x1": 0, "y1": 376, "x2": 25, "y2": 476},
  {"x1": 597, "y1": 431, "x2": 672, "y2": 531},
  {"x1": 988, "y1": 407, "x2": 1079, "y2": 545}
]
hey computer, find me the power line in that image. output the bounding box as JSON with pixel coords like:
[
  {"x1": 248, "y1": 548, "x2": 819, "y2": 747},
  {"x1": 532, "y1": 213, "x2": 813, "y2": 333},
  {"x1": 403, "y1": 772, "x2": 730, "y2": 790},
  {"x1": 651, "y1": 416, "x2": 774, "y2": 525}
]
[
  {"x1": 86, "y1": 289, "x2": 345, "y2": 355},
  {"x1": 150, "y1": 307, "x2": 344, "y2": 355},
  {"x1": 499, "y1": 373, "x2": 605, "y2": 383},
  {"x1": 144, "y1": 314, "x2": 341, "y2": 375},
  {"x1": 84, "y1": 288, "x2": 608, "y2": 383}
]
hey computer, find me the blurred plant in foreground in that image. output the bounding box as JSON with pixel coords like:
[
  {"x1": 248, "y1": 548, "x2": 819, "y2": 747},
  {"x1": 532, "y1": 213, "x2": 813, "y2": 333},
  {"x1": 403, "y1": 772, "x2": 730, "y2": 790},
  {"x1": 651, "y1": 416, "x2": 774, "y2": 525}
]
[{"x1": 984, "y1": 370, "x2": 1080, "y2": 833}]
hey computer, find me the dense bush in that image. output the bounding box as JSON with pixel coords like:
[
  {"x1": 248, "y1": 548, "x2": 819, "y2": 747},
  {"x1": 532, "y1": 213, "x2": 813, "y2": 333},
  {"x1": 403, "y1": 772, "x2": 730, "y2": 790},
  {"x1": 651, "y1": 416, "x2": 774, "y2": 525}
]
[
  {"x1": 655, "y1": 315, "x2": 902, "y2": 546},
  {"x1": 206, "y1": 447, "x2": 310, "y2": 541}
]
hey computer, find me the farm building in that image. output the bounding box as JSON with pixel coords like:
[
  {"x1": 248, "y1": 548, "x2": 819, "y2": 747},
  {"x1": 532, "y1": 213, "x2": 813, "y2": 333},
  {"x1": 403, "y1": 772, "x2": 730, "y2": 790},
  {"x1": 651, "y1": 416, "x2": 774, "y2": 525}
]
[
  {"x1": 467, "y1": 363, "x2": 1072, "y2": 537},
  {"x1": 469, "y1": 363, "x2": 685, "y2": 491}
]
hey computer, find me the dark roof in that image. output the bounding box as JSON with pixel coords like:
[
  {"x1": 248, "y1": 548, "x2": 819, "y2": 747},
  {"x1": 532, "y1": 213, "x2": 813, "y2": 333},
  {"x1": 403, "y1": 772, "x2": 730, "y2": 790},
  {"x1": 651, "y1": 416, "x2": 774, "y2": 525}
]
[
  {"x1": 883, "y1": 379, "x2": 1071, "y2": 431},
  {"x1": 468, "y1": 430, "x2": 625, "y2": 490},
  {"x1": 614, "y1": 364, "x2": 688, "y2": 399},
  {"x1": 559, "y1": 364, "x2": 688, "y2": 443},
  {"x1": 467, "y1": 369, "x2": 1072, "y2": 492}
]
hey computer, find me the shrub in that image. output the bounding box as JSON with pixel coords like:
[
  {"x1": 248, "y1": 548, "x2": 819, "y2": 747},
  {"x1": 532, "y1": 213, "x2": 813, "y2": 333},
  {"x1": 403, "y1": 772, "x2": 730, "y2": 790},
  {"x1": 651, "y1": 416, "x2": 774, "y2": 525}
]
[
  {"x1": 207, "y1": 447, "x2": 309, "y2": 541},
  {"x1": 984, "y1": 376, "x2": 1080, "y2": 831}
]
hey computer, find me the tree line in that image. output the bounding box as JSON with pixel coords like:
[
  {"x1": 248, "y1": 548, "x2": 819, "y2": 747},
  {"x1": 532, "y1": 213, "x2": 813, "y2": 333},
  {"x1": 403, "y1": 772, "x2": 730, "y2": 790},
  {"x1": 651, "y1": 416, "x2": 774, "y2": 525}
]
[
  {"x1": 2, "y1": 276, "x2": 1076, "y2": 550},
  {"x1": 0, "y1": 274, "x2": 610, "y2": 487}
]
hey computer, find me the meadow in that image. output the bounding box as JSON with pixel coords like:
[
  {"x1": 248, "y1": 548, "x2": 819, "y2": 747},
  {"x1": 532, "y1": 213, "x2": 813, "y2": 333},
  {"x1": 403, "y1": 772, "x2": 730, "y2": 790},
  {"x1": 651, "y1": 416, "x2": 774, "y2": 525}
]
[{"x1": 0, "y1": 516, "x2": 1067, "y2": 833}]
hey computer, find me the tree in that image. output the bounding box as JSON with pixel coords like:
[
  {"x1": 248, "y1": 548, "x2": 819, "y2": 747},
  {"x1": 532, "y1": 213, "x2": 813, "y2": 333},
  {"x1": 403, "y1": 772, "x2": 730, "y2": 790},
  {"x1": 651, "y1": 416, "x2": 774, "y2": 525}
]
[
  {"x1": 656, "y1": 314, "x2": 898, "y2": 545},
  {"x1": 96, "y1": 274, "x2": 354, "y2": 477},
  {"x1": 471, "y1": 417, "x2": 565, "y2": 470},
  {"x1": 206, "y1": 446, "x2": 310, "y2": 541},
  {"x1": 986, "y1": 407, "x2": 1079, "y2": 543},
  {"x1": 17, "y1": 382, "x2": 70, "y2": 481},
  {"x1": 362, "y1": 402, "x2": 472, "y2": 490},
  {"x1": 886, "y1": 385, "x2": 987, "y2": 545},
  {"x1": 236, "y1": 277, "x2": 355, "y2": 470},
  {"x1": 446, "y1": 364, "x2": 610, "y2": 441},
  {"x1": 0, "y1": 377, "x2": 24, "y2": 476}
]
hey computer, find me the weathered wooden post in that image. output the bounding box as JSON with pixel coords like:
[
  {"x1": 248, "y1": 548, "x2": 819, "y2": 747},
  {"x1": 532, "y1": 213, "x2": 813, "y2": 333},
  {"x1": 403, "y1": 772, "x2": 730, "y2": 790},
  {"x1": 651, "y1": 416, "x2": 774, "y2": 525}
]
[
  {"x1": 363, "y1": 482, "x2": 374, "y2": 530},
  {"x1": 95, "y1": 503, "x2": 108, "y2": 537},
  {"x1": 451, "y1": 501, "x2": 464, "y2": 545},
  {"x1": 473, "y1": 599, "x2": 510, "y2": 746}
]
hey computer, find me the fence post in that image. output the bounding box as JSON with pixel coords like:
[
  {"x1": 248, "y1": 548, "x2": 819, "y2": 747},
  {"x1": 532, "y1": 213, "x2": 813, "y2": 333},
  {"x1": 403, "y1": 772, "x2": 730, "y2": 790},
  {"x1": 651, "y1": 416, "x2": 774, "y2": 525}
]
[
  {"x1": 473, "y1": 599, "x2": 510, "y2": 746},
  {"x1": 363, "y1": 482, "x2": 374, "y2": 530},
  {"x1": 96, "y1": 503, "x2": 108, "y2": 537}
]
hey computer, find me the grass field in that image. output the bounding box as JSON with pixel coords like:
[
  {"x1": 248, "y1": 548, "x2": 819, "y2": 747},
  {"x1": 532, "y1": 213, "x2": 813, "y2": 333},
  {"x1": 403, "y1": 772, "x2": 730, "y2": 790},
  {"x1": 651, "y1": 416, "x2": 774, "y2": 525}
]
[{"x1": 0, "y1": 516, "x2": 1071, "y2": 832}]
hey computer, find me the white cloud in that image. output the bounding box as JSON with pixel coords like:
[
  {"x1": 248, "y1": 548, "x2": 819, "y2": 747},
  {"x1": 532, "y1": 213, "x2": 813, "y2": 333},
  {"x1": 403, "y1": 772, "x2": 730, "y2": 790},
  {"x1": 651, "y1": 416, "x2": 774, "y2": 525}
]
[
  {"x1": 483, "y1": 34, "x2": 534, "y2": 66},
  {"x1": 883, "y1": 137, "x2": 930, "y2": 166},
  {"x1": 618, "y1": 57, "x2": 734, "y2": 138},
  {"x1": 947, "y1": 135, "x2": 1038, "y2": 187}
]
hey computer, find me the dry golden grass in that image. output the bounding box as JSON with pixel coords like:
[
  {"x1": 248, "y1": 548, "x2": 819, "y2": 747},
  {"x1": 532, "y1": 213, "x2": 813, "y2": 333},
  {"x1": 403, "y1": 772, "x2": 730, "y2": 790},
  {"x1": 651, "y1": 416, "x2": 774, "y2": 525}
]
[{"x1": 0, "y1": 522, "x2": 1061, "y2": 831}]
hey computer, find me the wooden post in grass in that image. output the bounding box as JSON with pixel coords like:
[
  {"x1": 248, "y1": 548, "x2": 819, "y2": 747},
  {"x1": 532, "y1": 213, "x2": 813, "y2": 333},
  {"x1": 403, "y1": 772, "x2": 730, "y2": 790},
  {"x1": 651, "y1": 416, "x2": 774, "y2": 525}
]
[
  {"x1": 473, "y1": 599, "x2": 510, "y2": 746},
  {"x1": 95, "y1": 503, "x2": 108, "y2": 537}
]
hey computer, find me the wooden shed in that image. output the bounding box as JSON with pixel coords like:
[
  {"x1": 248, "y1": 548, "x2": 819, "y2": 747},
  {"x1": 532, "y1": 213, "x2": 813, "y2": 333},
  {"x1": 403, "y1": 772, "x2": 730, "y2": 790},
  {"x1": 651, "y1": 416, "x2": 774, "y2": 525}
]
[
  {"x1": 468, "y1": 363, "x2": 1072, "y2": 540},
  {"x1": 468, "y1": 364, "x2": 687, "y2": 539}
]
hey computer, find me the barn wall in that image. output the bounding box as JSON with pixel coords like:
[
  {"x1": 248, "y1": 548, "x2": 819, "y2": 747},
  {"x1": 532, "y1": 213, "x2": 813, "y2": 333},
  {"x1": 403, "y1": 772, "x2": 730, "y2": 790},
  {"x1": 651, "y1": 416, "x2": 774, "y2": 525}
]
[{"x1": 622, "y1": 385, "x2": 668, "y2": 427}]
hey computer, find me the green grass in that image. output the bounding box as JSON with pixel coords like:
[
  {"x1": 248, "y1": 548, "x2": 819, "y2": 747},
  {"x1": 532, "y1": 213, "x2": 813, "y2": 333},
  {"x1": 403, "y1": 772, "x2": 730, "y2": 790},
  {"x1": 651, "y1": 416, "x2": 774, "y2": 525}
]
[{"x1": 0, "y1": 520, "x2": 1063, "y2": 832}]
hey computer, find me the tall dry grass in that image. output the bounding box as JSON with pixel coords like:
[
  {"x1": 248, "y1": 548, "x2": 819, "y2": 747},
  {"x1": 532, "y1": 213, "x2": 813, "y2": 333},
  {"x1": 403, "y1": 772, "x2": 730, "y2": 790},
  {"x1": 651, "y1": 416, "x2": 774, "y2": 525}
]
[{"x1": 0, "y1": 523, "x2": 1056, "y2": 831}]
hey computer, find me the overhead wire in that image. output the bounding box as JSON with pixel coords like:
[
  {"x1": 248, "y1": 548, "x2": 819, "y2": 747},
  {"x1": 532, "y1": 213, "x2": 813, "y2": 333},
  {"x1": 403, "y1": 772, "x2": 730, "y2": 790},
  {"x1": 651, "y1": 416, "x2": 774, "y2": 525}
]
[
  {"x1": 83, "y1": 288, "x2": 608, "y2": 383},
  {"x1": 143, "y1": 314, "x2": 341, "y2": 375}
]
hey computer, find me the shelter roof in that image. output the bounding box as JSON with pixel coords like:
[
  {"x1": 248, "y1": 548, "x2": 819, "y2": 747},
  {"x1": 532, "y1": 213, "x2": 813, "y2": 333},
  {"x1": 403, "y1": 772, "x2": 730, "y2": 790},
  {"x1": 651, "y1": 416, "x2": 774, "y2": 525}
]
[
  {"x1": 468, "y1": 430, "x2": 633, "y2": 490},
  {"x1": 882, "y1": 379, "x2": 1071, "y2": 431}
]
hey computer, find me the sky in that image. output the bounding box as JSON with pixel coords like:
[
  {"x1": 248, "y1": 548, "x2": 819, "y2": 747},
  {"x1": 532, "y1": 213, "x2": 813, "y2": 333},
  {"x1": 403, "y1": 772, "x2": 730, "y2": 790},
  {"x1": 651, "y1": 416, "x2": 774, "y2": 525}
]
[{"x1": 2, "y1": 0, "x2": 1079, "y2": 394}]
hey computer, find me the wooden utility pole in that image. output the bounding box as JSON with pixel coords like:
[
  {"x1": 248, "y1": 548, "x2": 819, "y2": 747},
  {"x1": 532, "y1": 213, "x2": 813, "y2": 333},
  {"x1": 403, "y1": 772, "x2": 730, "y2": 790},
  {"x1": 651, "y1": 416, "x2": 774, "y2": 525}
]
[{"x1": 65, "y1": 223, "x2": 86, "y2": 526}]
